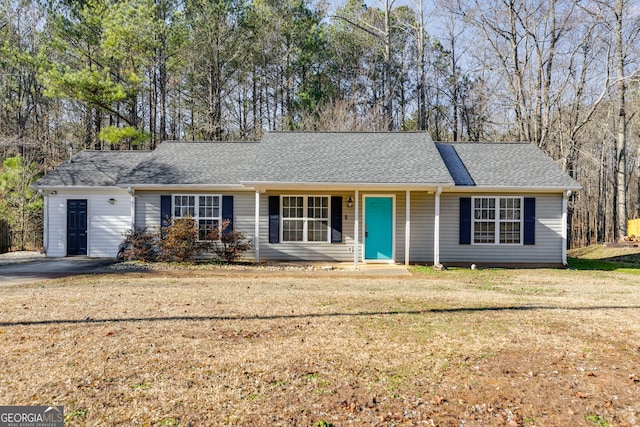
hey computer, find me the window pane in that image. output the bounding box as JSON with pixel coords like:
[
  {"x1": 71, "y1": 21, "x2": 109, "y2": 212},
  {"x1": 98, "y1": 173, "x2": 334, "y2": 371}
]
[
  {"x1": 199, "y1": 219, "x2": 219, "y2": 240},
  {"x1": 283, "y1": 219, "x2": 304, "y2": 241},
  {"x1": 197, "y1": 196, "x2": 220, "y2": 219},
  {"x1": 500, "y1": 198, "x2": 520, "y2": 220},
  {"x1": 174, "y1": 195, "x2": 195, "y2": 218},
  {"x1": 308, "y1": 197, "x2": 328, "y2": 219},
  {"x1": 500, "y1": 221, "x2": 521, "y2": 244},
  {"x1": 474, "y1": 221, "x2": 495, "y2": 243},
  {"x1": 474, "y1": 197, "x2": 495, "y2": 221},
  {"x1": 283, "y1": 197, "x2": 304, "y2": 219},
  {"x1": 308, "y1": 220, "x2": 328, "y2": 241}
]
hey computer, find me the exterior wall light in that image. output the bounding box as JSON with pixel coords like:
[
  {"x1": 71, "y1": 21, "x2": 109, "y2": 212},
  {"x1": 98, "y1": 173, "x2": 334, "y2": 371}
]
[
  {"x1": 108, "y1": 198, "x2": 116, "y2": 204},
  {"x1": 347, "y1": 196, "x2": 353, "y2": 208}
]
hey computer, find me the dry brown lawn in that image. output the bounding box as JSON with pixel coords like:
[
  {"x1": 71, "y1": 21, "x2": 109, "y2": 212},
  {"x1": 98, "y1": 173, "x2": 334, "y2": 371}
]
[{"x1": 1, "y1": 267, "x2": 639, "y2": 426}]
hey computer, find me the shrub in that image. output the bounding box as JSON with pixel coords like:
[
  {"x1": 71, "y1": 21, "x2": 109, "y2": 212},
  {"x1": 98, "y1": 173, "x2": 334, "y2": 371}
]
[
  {"x1": 158, "y1": 217, "x2": 203, "y2": 262},
  {"x1": 204, "y1": 219, "x2": 253, "y2": 263},
  {"x1": 122, "y1": 218, "x2": 252, "y2": 264},
  {"x1": 119, "y1": 226, "x2": 158, "y2": 262}
]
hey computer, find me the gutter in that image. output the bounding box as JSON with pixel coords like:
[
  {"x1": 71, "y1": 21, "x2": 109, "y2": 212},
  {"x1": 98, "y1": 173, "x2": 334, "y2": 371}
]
[
  {"x1": 241, "y1": 181, "x2": 455, "y2": 191},
  {"x1": 118, "y1": 184, "x2": 251, "y2": 191},
  {"x1": 443, "y1": 185, "x2": 581, "y2": 193}
]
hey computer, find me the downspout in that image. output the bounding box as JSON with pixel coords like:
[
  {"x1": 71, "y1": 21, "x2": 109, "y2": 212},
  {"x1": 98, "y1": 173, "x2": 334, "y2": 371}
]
[
  {"x1": 127, "y1": 187, "x2": 135, "y2": 230},
  {"x1": 354, "y1": 189, "x2": 359, "y2": 269},
  {"x1": 562, "y1": 190, "x2": 570, "y2": 265},
  {"x1": 39, "y1": 189, "x2": 48, "y2": 255},
  {"x1": 434, "y1": 186, "x2": 442, "y2": 267}
]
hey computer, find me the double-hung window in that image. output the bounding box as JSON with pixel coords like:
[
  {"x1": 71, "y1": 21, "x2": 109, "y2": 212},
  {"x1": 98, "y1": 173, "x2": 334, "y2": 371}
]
[
  {"x1": 282, "y1": 196, "x2": 329, "y2": 242},
  {"x1": 473, "y1": 197, "x2": 522, "y2": 244},
  {"x1": 173, "y1": 195, "x2": 221, "y2": 240}
]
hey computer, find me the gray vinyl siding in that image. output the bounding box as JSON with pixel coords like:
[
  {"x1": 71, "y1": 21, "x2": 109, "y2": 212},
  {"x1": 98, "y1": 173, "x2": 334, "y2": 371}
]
[
  {"x1": 134, "y1": 190, "x2": 256, "y2": 259},
  {"x1": 439, "y1": 193, "x2": 563, "y2": 264},
  {"x1": 135, "y1": 192, "x2": 162, "y2": 229},
  {"x1": 260, "y1": 191, "x2": 356, "y2": 262},
  {"x1": 260, "y1": 191, "x2": 434, "y2": 263},
  {"x1": 409, "y1": 192, "x2": 434, "y2": 263}
]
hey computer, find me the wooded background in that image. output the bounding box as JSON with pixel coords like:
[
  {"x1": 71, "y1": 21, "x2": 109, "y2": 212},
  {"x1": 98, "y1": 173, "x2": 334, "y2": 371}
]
[{"x1": 1, "y1": 0, "x2": 639, "y2": 250}]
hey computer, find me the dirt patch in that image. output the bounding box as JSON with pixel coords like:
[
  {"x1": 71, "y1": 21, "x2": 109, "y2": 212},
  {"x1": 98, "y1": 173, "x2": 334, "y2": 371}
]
[{"x1": 0, "y1": 269, "x2": 639, "y2": 426}]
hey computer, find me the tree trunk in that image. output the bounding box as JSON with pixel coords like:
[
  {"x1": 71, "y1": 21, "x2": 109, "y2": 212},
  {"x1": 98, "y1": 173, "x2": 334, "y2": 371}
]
[
  {"x1": 383, "y1": 0, "x2": 393, "y2": 131},
  {"x1": 615, "y1": 0, "x2": 627, "y2": 240}
]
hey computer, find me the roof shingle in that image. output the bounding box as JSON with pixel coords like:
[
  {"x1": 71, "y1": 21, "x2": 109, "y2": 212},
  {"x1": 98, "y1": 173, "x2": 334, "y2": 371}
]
[
  {"x1": 250, "y1": 132, "x2": 454, "y2": 184},
  {"x1": 34, "y1": 151, "x2": 150, "y2": 187},
  {"x1": 445, "y1": 142, "x2": 580, "y2": 189},
  {"x1": 34, "y1": 133, "x2": 580, "y2": 191},
  {"x1": 119, "y1": 141, "x2": 259, "y2": 185}
]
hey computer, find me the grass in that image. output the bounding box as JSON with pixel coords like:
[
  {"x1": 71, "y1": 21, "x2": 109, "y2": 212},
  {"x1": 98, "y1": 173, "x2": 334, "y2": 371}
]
[
  {"x1": 567, "y1": 257, "x2": 640, "y2": 272},
  {"x1": 568, "y1": 244, "x2": 640, "y2": 273},
  {"x1": 1, "y1": 258, "x2": 639, "y2": 426}
]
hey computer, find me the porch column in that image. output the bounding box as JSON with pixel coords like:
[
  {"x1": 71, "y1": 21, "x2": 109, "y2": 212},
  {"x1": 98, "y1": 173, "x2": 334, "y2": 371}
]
[
  {"x1": 354, "y1": 189, "x2": 359, "y2": 268},
  {"x1": 128, "y1": 187, "x2": 135, "y2": 230},
  {"x1": 42, "y1": 192, "x2": 49, "y2": 252},
  {"x1": 562, "y1": 190, "x2": 570, "y2": 265},
  {"x1": 434, "y1": 186, "x2": 442, "y2": 266},
  {"x1": 255, "y1": 190, "x2": 260, "y2": 263},
  {"x1": 405, "y1": 190, "x2": 410, "y2": 266}
]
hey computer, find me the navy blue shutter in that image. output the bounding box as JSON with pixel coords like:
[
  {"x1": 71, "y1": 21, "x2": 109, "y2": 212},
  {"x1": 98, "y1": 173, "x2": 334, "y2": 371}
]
[
  {"x1": 222, "y1": 195, "x2": 234, "y2": 236},
  {"x1": 524, "y1": 197, "x2": 535, "y2": 245},
  {"x1": 268, "y1": 196, "x2": 280, "y2": 243},
  {"x1": 160, "y1": 195, "x2": 172, "y2": 228},
  {"x1": 331, "y1": 196, "x2": 343, "y2": 243},
  {"x1": 160, "y1": 195, "x2": 172, "y2": 238},
  {"x1": 459, "y1": 197, "x2": 472, "y2": 245}
]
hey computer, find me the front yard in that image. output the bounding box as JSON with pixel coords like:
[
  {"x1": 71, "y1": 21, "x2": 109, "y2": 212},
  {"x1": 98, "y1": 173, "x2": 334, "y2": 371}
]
[{"x1": 0, "y1": 265, "x2": 639, "y2": 426}]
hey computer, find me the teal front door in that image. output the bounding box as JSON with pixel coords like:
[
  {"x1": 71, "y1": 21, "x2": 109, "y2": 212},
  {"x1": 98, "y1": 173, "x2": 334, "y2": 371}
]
[{"x1": 365, "y1": 197, "x2": 393, "y2": 260}]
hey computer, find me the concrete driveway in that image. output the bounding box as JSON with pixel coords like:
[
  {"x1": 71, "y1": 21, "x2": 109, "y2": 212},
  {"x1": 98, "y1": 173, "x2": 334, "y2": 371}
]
[{"x1": 0, "y1": 252, "x2": 120, "y2": 285}]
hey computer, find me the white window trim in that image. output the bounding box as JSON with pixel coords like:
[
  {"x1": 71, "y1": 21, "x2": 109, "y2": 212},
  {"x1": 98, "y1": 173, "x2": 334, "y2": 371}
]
[
  {"x1": 471, "y1": 196, "x2": 524, "y2": 245},
  {"x1": 172, "y1": 194, "x2": 222, "y2": 239},
  {"x1": 280, "y1": 195, "x2": 331, "y2": 243}
]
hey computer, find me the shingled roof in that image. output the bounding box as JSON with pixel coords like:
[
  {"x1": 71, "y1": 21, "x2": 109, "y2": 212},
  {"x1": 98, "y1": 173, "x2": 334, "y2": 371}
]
[
  {"x1": 34, "y1": 132, "x2": 580, "y2": 191},
  {"x1": 34, "y1": 151, "x2": 150, "y2": 187},
  {"x1": 443, "y1": 142, "x2": 580, "y2": 189},
  {"x1": 118, "y1": 141, "x2": 260, "y2": 186},
  {"x1": 248, "y1": 132, "x2": 454, "y2": 185}
]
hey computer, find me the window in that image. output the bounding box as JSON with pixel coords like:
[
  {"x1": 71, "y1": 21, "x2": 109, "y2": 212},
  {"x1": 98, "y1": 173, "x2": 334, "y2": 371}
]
[
  {"x1": 282, "y1": 196, "x2": 329, "y2": 242},
  {"x1": 473, "y1": 197, "x2": 522, "y2": 244},
  {"x1": 282, "y1": 196, "x2": 304, "y2": 241},
  {"x1": 173, "y1": 194, "x2": 221, "y2": 240}
]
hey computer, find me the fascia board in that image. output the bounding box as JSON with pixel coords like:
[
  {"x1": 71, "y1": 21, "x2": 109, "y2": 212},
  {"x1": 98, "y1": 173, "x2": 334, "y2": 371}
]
[
  {"x1": 241, "y1": 181, "x2": 455, "y2": 191},
  {"x1": 31, "y1": 185, "x2": 124, "y2": 191},
  {"x1": 119, "y1": 184, "x2": 253, "y2": 191},
  {"x1": 443, "y1": 185, "x2": 581, "y2": 193}
]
